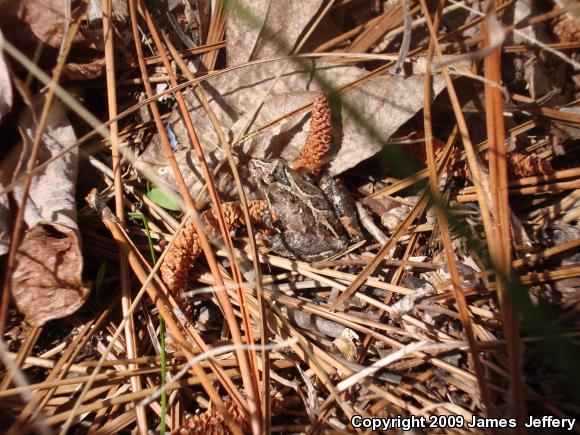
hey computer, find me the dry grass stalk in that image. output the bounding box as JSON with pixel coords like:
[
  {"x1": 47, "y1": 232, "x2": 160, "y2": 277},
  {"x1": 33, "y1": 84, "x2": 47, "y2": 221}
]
[{"x1": 102, "y1": 0, "x2": 147, "y2": 430}]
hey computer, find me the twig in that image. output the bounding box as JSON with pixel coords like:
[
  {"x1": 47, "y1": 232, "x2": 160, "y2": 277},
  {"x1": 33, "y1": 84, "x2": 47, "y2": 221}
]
[
  {"x1": 422, "y1": 0, "x2": 493, "y2": 417},
  {"x1": 58, "y1": 190, "x2": 245, "y2": 435},
  {"x1": 137, "y1": 2, "x2": 262, "y2": 430},
  {"x1": 102, "y1": 0, "x2": 148, "y2": 432},
  {"x1": 392, "y1": 0, "x2": 412, "y2": 75}
]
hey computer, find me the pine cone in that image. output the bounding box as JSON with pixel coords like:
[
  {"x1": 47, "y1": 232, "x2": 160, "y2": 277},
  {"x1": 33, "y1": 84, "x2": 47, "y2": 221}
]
[
  {"x1": 552, "y1": 13, "x2": 580, "y2": 43},
  {"x1": 173, "y1": 401, "x2": 246, "y2": 434},
  {"x1": 478, "y1": 151, "x2": 553, "y2": 179},
  {"x1": 247, "y1": 199, "x2": 269, "y2": 223},
  {"x1": 160, "y1": 222, "x2": 202, "y2": 305},
  {"x1": 292, "y1": 90, "x2": 333, "y2": 177},
  {"x1": 160, "y1": 200, "x2": 269, "y2": 299},
  {"x1": 506, "y1": 152, "x2": 553, "y2": 179}
]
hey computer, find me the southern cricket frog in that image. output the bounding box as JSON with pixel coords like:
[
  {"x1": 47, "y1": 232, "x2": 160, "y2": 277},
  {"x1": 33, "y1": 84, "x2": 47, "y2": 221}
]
[{"x1": 249, "y1": 158, "x2": 363, "y2": 261}]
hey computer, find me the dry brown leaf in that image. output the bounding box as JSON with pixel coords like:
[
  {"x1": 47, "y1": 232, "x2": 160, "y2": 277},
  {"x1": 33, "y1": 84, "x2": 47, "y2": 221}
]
[
  {"x1": 0, "y1": 0, "x2": 102, "y2": 83},
  {"x1": 226, "y1": 0, "x2": 324, "y2": 67},
  {"x1": 12, "y1": 222, "x2": 89, "y2": 326},
  {"x1": 232, "y1": 70, "x2": 447, "y2": 176},
  {"x1": 62, "y1": 57, "x2": 105, "y2": 80},
  {"x1": 333, "y1": 328, "x2": 359, "y2": 362},
  {"x1": 0, "y1": 0, "x2": 91, "y2": 51},
  {"x1": 13, "y1": 96, "x2": 80, "y2": 230},
  {"x1": 137, "y1": 60, "x2": 447, "y2": 199},
  {"x1": 7, "y1": 95, "x2": 88, "y2": 325}
]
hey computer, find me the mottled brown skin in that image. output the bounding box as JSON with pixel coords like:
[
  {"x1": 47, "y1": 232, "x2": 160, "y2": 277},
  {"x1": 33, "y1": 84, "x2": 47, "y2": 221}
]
[{"x1": 249, "y1": 158, "x2": 363, "y2": 261}]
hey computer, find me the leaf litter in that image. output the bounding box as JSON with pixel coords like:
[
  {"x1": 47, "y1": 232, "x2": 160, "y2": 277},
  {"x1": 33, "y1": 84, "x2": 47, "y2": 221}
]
[
  {"x1": 137, "y1": 59, "x2": 448, "y2": 200},
  {"x1": 0, "y1": 0, "x2": 579, "y2": 433}
]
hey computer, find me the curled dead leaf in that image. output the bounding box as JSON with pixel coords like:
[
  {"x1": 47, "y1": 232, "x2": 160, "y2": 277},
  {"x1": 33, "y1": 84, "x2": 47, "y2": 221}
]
[
  {"x1": 333, "y1": 328, "x2": 359, "y2": 362},
  {"x1": 4, "y1": 95, "x2": 86, "y2": 325},
  {"x1": 12, "y1": 222, "x2": 89, "y2": 326},
  {"x1": 63, "y1": 57, "x2": 106, "y2": 81}
]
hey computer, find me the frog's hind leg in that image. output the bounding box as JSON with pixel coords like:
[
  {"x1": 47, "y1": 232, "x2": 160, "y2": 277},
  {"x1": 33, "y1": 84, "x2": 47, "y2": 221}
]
[
  {"x1": 319, "y1": 175, "x2": 364, "y2": 243},
  {"x1": 282, "y1": 228, "x2": 346, "y2": 262}
]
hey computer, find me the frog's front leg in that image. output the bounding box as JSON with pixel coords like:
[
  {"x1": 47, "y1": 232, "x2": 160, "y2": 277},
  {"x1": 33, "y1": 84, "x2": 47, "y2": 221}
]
[
  {"x1": 319, "y1": 175, "x2": 364, "y2": 243},
  {"x1": 288, "y1": 228, "x2": 348, "y2": 261},
  {"x1": 264, "y1": 232, "x2": 299, "y2": 260}
]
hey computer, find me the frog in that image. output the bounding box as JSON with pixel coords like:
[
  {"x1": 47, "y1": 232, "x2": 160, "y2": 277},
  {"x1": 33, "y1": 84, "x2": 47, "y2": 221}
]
[{"x1": 248, "y1": 157, "x2": 363, "y2": 262}]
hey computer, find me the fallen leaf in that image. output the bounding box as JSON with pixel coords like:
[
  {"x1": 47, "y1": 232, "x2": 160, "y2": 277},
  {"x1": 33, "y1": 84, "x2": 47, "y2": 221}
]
[
  {"x1": 0, "y1": 0, "x2": 100, "y2": 74},
  {"x1": 147, "y1": 187, "x2": 181, "y2": 211},
  {"x1": 62, "y1": 57, "x2": 105, "y2": 81},
  {"x1": 12, "y1": 222, "x2": 89, "y2": 326},
  {"x1": 232, "y1": 72, "x2": 447, "y2": 176},
  {"x1": 136, "y1": 60, "x2": 446, "y2": 198},
  {"x1": 0, "y1": 0, "x2": 91, "y2": 50},
  {"x1": 333, "y1": 328, "x2": 359, "y2": 362},
  {"x1": 226, "y1": 0, "x2": 325, "y2": 67},
  {"x1": 14, "y1": 95, "x2": 80, "y2": 230},
  {"x1": 8, "y1": 94, "x2": 88, "y2": 325},
  {"x1": 225, "y1": 0, "x2": 269, "y2": 67}
]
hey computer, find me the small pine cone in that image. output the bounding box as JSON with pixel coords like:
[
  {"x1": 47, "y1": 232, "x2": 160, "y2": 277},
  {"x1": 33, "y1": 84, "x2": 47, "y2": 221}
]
[
  {"x1": 292, "y1": 90, "x2": 332, "y2": 177},
  {"x1": 205, "y1": 201, "x2": 269, "y2": 234},
  {"x1": 209, "y1": 202, "x2": 244, "y2": 228},
  {"x1": 247, "y1": 199, "x2": 268, "y2": 224},
  {"x1": 160, "y1": 201, "x2": 267, "y2": 298},
  {"x1": 174, "y1": 401, "x2": 246, "y2": 434},
  {"x1": 507, "y1": 152, "x2": 553, "y2": 179},
  {"x1": 479, "y1": 151, "x2": 553, "y2": 179},
  {"x1": 552, "y1": 13, "x2": 580, "y2": 43},
  {"x1": 160, "y1": 223, "x2": 203, "y2": 300}
]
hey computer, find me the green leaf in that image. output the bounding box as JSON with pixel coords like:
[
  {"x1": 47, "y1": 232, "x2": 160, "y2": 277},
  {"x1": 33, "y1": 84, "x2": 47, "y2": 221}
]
[{"x1": 147, "y1": 188, "x2": 180, "y2": 211}]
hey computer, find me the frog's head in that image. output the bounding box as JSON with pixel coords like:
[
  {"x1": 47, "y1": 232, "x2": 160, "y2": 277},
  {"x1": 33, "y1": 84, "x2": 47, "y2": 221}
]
[{"x1": 249, "y1": 158, "x2": 289, "y2": 187}]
